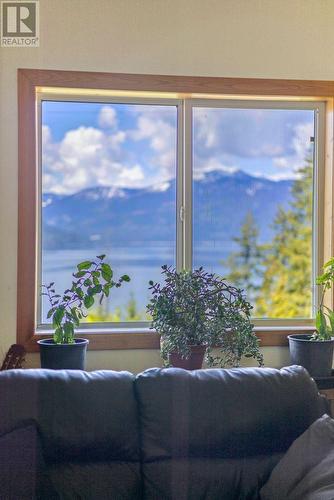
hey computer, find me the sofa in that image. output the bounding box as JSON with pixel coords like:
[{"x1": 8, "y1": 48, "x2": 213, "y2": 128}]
[{"x1": 0, "y1": 365, "x2": 329, "y2": 499}]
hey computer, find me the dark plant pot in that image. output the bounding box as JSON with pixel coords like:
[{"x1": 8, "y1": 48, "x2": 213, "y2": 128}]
[
  {"x1": 37, "y1": 338, "x2": 89, "y2": 370},
  {"x1": 169, "y1": 345, "x2": 206, "y2": 370},
  {"x1": 288, "y1": 334, "x2": 334, "y2": 378}
]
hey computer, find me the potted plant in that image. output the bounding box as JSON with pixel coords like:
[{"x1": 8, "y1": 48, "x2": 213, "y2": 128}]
[
  {"x1": 147, "y1": 265, "x2": 264, "y2": 370},
  {"x1": 288, "y1": 257, "x2": 334, "y2": 377},
  {"x1": 40, "y1": 255, "x2": 130, "y2": 369}
]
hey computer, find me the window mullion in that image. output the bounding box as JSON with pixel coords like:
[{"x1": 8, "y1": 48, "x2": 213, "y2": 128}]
[
  {"x1": 182, "y1": 99, "x2": 193, "y2": 271},
  {"x1": 176, "y1": 102, "x2": 184, "y2": 272}
]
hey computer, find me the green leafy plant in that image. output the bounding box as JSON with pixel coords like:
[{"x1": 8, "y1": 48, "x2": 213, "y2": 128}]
[
  {"x1": 313, "y1": 257, "x2": 334, "y2": 340},
  {"x1": 42, "y1": 255, "x2": 130, "y2": 344},
  {"x1": 147, "y1": 265, "x2": 264, "y2": 367}
]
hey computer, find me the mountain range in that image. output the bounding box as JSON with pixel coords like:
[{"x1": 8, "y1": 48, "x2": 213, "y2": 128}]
[{"x1": 42, "y1": 170, "x2": 293, "y2": 250}]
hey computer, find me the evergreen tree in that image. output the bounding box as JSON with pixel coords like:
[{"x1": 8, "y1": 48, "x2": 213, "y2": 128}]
[
  {"x1": 223, "y1": 211, "x2": 263, "y2": 310},
  {"x1": 255, "y1": 157, "x2": 313, "y2": 318}
]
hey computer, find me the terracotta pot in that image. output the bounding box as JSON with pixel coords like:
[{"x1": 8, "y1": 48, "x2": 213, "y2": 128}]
[{"x1": 169, "y1": 345, "x2": 206, "y2": 370}]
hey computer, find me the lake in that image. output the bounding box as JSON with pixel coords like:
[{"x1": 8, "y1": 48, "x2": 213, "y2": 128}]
[{"x1": 41, "y1": 244, "x2": 233, "y2": 323}]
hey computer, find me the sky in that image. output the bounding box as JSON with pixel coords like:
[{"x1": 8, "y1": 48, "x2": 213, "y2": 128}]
[{"x1": 42, "y1": 100, "x2": 314, "y2": 195}]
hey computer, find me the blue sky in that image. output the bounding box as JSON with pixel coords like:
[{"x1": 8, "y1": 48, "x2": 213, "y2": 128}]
[{"x1": 42, "y1": 100, "x2": 314, "y2": 195}]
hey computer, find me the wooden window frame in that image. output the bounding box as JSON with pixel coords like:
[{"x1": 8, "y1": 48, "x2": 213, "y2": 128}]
[{"x1": 17, "y1": 68, "x2": 334, "y2": 351}]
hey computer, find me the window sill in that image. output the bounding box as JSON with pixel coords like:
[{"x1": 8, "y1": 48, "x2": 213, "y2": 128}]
[
  {"x1": 22, "y1": 325, "x2": 317, "y2": 352},
  {"x1": 27, "y1": 330, "x2": 160, "y2": 352},
  {"x1": 254, "y1": 326, "x2": 315, "y2": 347}
]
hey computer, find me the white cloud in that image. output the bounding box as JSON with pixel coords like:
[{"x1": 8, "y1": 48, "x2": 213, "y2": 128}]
[
  {"x1": 292, "y1": 122, "x2": 314, "y2": 159},
  {"x1": 42, "y1": 196, "x2": 53, "y2": 208},
  {"x1": 272, "y1": 122, "x2": 313, "y2": 174},
  {"x1": 98, "y1": 106, "x2": 118, "y2": 129},
  {"x1": 193, "y1": 107, "x2": 314, "y2": 180},
  {"x1": 149, "y1": 181, "x2": 171, "y2": 192},
  {"x1": 194, "y1": 157, "x2": 237, "y2": 180},
  {"x1": 60, "y1": 127, "x2": 104, "y2": 162},
  {"x1": 129, "y1": 111, "x2": 177, "y2": 183},
  {"x1": 131, "y1": 115, "x2": 176, "y2": 153},
  {"x1": 108, "y1": 130, "x2": 126, "y2": 151},
  {"x1": 42, "y1": 125, "x2": 147, "y2": 194},
  {"x1": 42, "y1": 124, "x2": 52, "y2": 145},
  {"x1": 194, "y1": 108, "x2": 290, "y2": 159},
  {"x1": 252, "y1": 171, "x2": 299, "y2": 182},
  {"x1": 117, "y1": 164, "x2": 145, "y2": 183},
  {"x1": 42, "y1": 105, "x2": 315, "y2": 195},
  {"x1": 193, "y1": 108, "x2": 314, "y2": 181},
  {"x1": 273, "y1": 157, "x2": 290, "y2": 169},
  {"x1": 249, "y1": 144, "x2": 284, "y2": 157},
  {"x1": 43, "y1": 105, "x2": 181, "y2": 194}
]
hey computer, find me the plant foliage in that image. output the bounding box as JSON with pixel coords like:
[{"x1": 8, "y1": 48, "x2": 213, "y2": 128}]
[
  {"x1": 313, "y1": 257, "x2": 334, "y2": 340},
  {"x1": 147, "y1": 265, "x2": 264, "y2": 367},
  {"x1": 42, "y1": 255, "x2": 130, "y2": 344}
]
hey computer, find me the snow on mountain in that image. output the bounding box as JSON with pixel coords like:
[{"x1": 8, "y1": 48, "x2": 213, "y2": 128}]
[{"x1": 42, "y1": 170, "x2": 293, "y2": 249}]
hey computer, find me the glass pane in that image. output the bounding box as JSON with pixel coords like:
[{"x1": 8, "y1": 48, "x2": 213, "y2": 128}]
[
  {"x1": 193, "y1": 106, "x2": 315, "y2": 319},
  {"x1": 41, "y1": 101, "x2": 177, "y2": 323}
]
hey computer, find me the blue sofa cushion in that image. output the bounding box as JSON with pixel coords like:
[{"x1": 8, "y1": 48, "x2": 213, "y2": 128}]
[
  {"x1": 0, "y1": 369, "x2": 140, "y2": 463},
  {"x1": 135, "y1": 365, "x2": 327, "y2": 461},
  {"x1": 0, "y1": 423, "x2": 44, "y2": 499}
]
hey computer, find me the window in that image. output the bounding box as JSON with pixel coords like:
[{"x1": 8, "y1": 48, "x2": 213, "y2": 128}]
[
  {"x1": 40, "y1": 100, "x2": 178, "y2": 328},
  {"x1": 192, "y1": 103, "x2": 322, "y2": 321},
  {"x1": 17, "y1": 70, "x2": 333, "y2": 350}
]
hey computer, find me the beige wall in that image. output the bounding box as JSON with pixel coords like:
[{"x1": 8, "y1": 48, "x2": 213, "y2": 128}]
[{"x1": 1, "y1": 0, "x2": 332, "y2": 372}]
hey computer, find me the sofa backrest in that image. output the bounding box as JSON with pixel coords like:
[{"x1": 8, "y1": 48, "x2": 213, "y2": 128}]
[
  {"x1": 0, "y1": 366, "x2": 328, "y2": 471},
  {"x1": 0, "y1": 369, "x2": 140, "y2": 464},
  {"x1": 135, "y1": 365, "x2": 328, "y2": 461}
]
